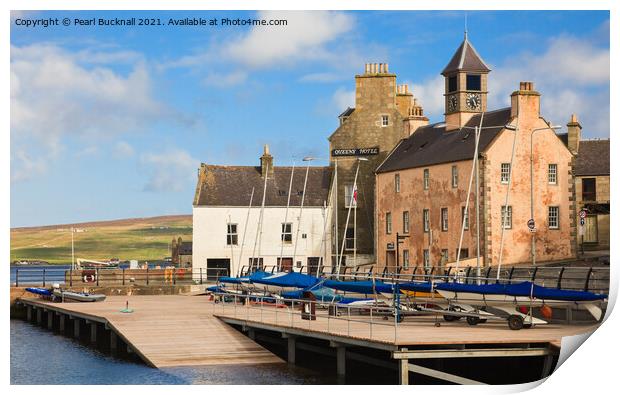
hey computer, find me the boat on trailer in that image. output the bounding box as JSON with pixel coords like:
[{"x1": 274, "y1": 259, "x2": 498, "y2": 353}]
[{"x1": 53, "y1": 289, "x2": 106, "y2": 302}]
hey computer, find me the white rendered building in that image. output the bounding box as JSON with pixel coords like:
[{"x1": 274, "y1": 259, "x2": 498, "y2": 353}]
[{"x1": 192, "y1": 146, "x2": 333, "y2": 278}]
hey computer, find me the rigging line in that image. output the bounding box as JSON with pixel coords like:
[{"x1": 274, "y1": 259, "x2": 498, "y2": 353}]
[
  {"x1": 278, "y1": 162, "x2": 296, "y2": 271},
  {"x1": 497, "y1": 115, "x2": 520, "y2": 280},
  {"x1": 237, "y1": 187, "x2": 255, "y2": 277},
  {"x1": 251, "y1": 162, "x2": 270, "y2": 271}
]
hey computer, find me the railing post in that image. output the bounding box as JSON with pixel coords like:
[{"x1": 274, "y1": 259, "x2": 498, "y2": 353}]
[
  {"x1": 556, "y1": 267, "x2": 565, "y2": 289},
  {"x1": 200, "y1": 268, "x2": 203, "y2": 285},
  {"x1": 584, "y1": 267, "x2": 594, "y2": 292},
  {"x1": 43, "y1": 269, "x2": 46, "y2": 287},
  {"x1": 69, "y1": 268, "x2": 73, "y2": 287},
  {"x1": 15, "y1": 269, "x2": 19, "y2": 287},
  {"x1": 146, "y1": 266, "x2": 149, "y2": 285},
  {"x1": 173, "y1": 268, "x2": 176, "y2": 285},
  {"x1": 96, "y1": 268, "x2": 99, "y2": 286},
  {"x1": 122, "y1": 268, "x2": 125, "y2": 285}
]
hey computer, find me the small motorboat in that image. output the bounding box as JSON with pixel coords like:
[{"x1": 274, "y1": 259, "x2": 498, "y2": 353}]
[
  {"x1": 53, "y1": 289, "x2": 106, "y2": 302},
  {"x1": 25, "y1": 287, "x2": 53, "y2": 297}
]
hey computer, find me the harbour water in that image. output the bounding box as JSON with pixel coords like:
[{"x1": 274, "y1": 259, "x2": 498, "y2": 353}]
[{"x1": 10, "y1": 319, "x2": 336, "y2": 385}]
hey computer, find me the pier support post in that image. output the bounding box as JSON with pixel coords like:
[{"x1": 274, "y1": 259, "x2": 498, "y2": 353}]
[
  {"x1": 90, "y1": 322, "x2": 98, "y2": 345},
  {"x1": 336, "y1": 346, "x2": 346, "y2": 376},
  {"x1": 73, "y1": 318, "x2": 80, "y2": 339},
  {"x1": 110, "y1": 330, "x2": 118, "y2": 355},
  {"x1": 36, "y1": 308, "x2": 42, "y2": 326},
  {"x1": 26, "y1": 306, "x2": 32, "y2": 322},
  {"x1": 59, "y1": 313, "x2": 65, "y2": 334},
  {"x1": 541, "y1": 355, "x2": 554, "y2": 378},
  {"x1": 248, "y1": 329, "x2": 256, "y2": 340},
  {"x1": 287, "y1": 336, "x2": 296, "y2": 364},
  {"x1": 399, "y1": 347, "x2": 409, "y2": 385},
  {"x1": 47, "y1": 311, "x2": 54, "y2": 330}
]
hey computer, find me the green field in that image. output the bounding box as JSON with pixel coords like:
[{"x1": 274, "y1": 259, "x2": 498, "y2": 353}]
[{"x1": 10, "y1": 215, "x2": 192, "y2": 265}]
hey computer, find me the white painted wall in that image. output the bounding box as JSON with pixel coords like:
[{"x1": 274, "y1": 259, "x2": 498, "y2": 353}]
[{"x1": 193, "y1": 205, "x2": 332, "y2": 276}]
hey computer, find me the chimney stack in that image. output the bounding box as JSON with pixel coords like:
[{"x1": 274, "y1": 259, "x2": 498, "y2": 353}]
[
  {"x1": 363, "y1": 63, "x2": 390, "y2": 75},
  {"x1": 260, "y1": 144, "x2": 274, "y2": 179},
  {"x1": 510, "y1": 81, "x2": 540, "y2": 118},
  {"x1": 567, "y1": 114, "x2": 582, "y2": 155}
]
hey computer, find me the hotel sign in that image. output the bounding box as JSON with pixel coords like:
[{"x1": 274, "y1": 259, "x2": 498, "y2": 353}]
[{"x1": 332, "y1": 147, "x2": 379, "y2": 157}]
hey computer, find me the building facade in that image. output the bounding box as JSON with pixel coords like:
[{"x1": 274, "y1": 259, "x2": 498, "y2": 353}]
[
  {"x1": 328, "y1": 63, "x2": 428, "y2": 268},
  {"x1": 192, "y1": 146, "x2": 332, "y2": 277},
  {"x1": 562, "y1": 115, "x2": 610, "y2": 251},
  {"x1": 375, "y1": 35, "x2": 575, "y2": 271}
]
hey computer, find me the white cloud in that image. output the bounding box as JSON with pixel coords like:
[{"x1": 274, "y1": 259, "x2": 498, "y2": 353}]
[
  {"x1": 140, "y1": 149, "x2": 199, "y2": 192},
  {"x1": 114, "y1": 141, "x2": 135, "y2": 157},
  {"x1": 411, "y1": 33, "x2": 609, "y2": 137},
  {"x1": 202, "y1": 70, "x2": 248, "y2": 87},
  {"x1": 10, "y1": 43, "x2": 175, "y2": 182},
  {"x1": 10, "y1": 150, "x2": 47, "y2": 183},
  {"x1": 332, "y1": 88, "x2": 355, "y2": 111},
  {"x1": 223, "y1": 11, "x2": 354, "y2": 69}
]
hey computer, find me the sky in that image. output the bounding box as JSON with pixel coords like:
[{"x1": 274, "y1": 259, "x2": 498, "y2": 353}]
[{"x1": 10, "y1": 10, "x2": 610, "y2": 227}]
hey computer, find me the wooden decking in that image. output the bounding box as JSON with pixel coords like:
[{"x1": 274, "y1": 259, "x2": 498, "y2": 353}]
[
  {"x1": 212, "y1": 301, "x2": 599, "y2": 349},
  {"x1": 18, "y1": 295, "x2": 283, "y2": 368}
]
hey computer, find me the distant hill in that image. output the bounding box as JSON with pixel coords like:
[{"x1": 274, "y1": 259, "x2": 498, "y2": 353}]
[{"x1": 10, "y1": 215, "x2": 192, "y2": 265}]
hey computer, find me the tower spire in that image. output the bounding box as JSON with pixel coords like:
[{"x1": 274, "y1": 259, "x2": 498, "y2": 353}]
[{"x1": 464, "y1": 13, "x2": 468, "y2": 40}]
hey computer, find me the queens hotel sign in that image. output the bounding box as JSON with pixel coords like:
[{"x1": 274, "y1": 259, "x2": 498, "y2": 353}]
[{"x1": 331, "y1": 147, "x2": 379, "y2": 157}]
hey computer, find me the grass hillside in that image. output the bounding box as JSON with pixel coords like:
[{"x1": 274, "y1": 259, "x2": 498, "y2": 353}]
[{"x1": 10, "y1": 215, "x2": 192, "y2": 265}]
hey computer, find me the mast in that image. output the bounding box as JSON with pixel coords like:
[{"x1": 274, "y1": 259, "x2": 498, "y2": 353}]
[
  {"x1": 251, "y1": 162, "x2": 269, "y2": 271},
  {"x1": 353, "y1": 184, "x2": 357, "y2": 267},
  {"x1": 336, "y1": 159, "x2": 363, "y2": 276},
  {"x1": 292, "y1": 161, "x2": 311, "y2": 272},
  {"x1": 237, "y1": 187, "x2": 255, "y2": 276},
  {"x1": 71, "y1": 227, "x2": 75, "y2": 270},
  {"x1": 334, "y1": 159, "x2": 338, "y2": 272},
  {"x1": 228, "y1": 215, "x2": 234, "y2": 275},
  {"x1": 278, "y1": 163, "x2": 295, "y2": 271}
]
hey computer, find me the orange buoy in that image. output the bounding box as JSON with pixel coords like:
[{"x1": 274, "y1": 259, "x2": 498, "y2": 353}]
[
  {"x1": 540, "y1": 305, "x2": 553, "y2": 319},
  {"x1": 518, "y1": 306, "x2": 529, "y2": 314}
]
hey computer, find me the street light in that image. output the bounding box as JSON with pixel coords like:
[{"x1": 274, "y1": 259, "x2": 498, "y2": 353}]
[{"x1": 530, "y1": 123, "x2": 562, "y2": 266}]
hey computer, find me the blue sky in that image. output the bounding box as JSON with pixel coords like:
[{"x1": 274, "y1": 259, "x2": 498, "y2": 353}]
[{"x1": 10, "y1": 10, "x2": 610, "y2": 227}]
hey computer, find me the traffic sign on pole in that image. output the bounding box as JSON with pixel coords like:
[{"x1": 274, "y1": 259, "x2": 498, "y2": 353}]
[
  {"x1": 579, "y1": 210, "x2": 587, "y2": 219},
  {"x1": 527, "y1": 219, "x2": 535, "y2": 230}
]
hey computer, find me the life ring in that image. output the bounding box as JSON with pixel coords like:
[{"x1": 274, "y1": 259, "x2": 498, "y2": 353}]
[{"x1": 82, "y1": 270, "x2": 97, "y2": 283}]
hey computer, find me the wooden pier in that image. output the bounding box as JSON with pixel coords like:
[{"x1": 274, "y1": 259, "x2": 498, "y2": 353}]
[{"x1": 17, "y1": 295, "x2": 283, "y2": 368}]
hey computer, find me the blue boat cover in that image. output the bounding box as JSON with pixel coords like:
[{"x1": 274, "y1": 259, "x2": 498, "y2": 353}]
[
  {"x1": 206, "y1": 285, "x2": 226, "y2": 293},
  {"x1": 399, "y1": 282, "x2": 434, "y2": 293},
  {"x1": 219, "y1": 271, "x2": 270, "y2": 284},
  {"x1": 281, "y1": 286, "x2": 343, "y2": 302},
  {"x1": 252, "y1": 272, "x2": 321, "y2": 289},
  {"x1": 25, "y1": 287, "x2": 52, "y2": 296},
  {"x1": 435, "y1": 281, "x2": 607, "y2": 301},
  {"x1": 323, "y1": 280, "x2": 394, "y2": 294}
]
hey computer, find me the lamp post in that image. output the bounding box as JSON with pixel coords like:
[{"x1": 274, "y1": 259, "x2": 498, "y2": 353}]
[{"x1": 530, "y1": 124, "x2": 562, "y2": 266}]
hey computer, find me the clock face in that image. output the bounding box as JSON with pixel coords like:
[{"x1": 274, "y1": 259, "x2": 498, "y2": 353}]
[
  {"x1": 466, "y1": 93, "x2": 481, "y2": 111},
  {"x1": 447, "y1": 95, "x2": 458, "y2": 112}
]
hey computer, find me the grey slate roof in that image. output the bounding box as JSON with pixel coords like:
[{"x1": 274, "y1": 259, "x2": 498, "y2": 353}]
[
  {"x1": 195, "y1": 165, "x2": 332, "y2": 207},
  {"x1": 179, "y1": 242, "x2": 192, "y2": 255},
  {"x1": 574, "y1": 140, "x2": 610, "y2": 176},
  {"x1": 442, "y1": 36, "x2": 491, "y2": 75},
  {"x1": 339, "y1": 107, "x2": 355, "y2": 118},
  {"x1": 376, "y1": 108, "x2": 512, "y2": 173}
]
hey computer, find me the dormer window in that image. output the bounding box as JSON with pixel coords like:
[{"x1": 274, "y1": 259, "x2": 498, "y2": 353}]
[
  {"x1": 448, "y1": 75, "x2": 457, "y2": 92},
  {"x1": 466, "y1": 74, "x2": 481, "y2": 91}
]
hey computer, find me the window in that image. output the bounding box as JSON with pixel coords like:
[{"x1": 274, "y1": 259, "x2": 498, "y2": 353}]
[
  {"x1": 582, "y1": 178, "x2": 596, "y2": 201},
  {"x1": 281, "y1": 223, "x2": 292, "y2": 243},
  {"x1": 548, "y1": 206, "x2": 559, "y2": 229},
  {"x1": 500, "y1": 163, "x2": 511, "y2": 184},
  {"x1": 441, "y1": 208, "x2": 448, "y2": 231},
  {"x1": 462, "y1": 206, "x2": 469, "y2": 230},
  {"x1": 548, "y1": 164, "x2": 557, "y2": 184},
  {"x1": 395, "y1": 173, "x2": 400, "y2": 192},
  {"x1": 381, "y1": 115, "x2": 389, "y2": 127},
  {"x1": 456, "y1": 248, "x2": 469, "y2": 259},
  {"x1": 226, "y1": 224, "x2": 238, "y2": 245},
  {"x1": 345, "y1": 227, "x2": 355, "y2": 250},
  {"x1": 403, "y1": 211, "x2": 410, "y2": 234},
  {"x1": 423, "y1": 168, "x2": 430, "y2": 190},
  {"x1": 249, "y1": 257, "x2": 264, "y2": 271},
  {"x1": 451, "y1": 165, "x2": 458, "y2": 188},
  {"x1": 386, "y1": 212, "x2": 392, "y2": 234},
  {"x1": 423, "y1": 209, "x2": 430, "y2": 232},
  {"x1": 448, "y1": 75, "x2": 457, "y2": 93},
  {"x1": 501, "y1": 206, "x2": 512, "y2": 229},
  {"x1": 466, "y1": 74, "x2": 481, "y2": 91},
  {"x1": 423, "y1": 249, "x2": 430, "y2": 269},
  {"x1": 403, "y1": 250, "x2": 410, "y2": 269},
  {"x1": 441, "y1": 249, "x2": 449, "y2": 265},
  {"x1": 344, "y1": 184, "x2": 357, "y2": 208}
]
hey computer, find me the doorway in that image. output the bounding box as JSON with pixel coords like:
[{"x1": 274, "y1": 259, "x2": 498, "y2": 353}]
[
  {"x1": 277, "y1": 257, "x2": 293, "y2": 272},
  {"x1": 206, "y1": 258, "x2": 231, "y2": 281},
  {"x1": 307, "y1": 257, "x2": 321, "y2": 276},
  {"x1": 584, "y1": 215, "x2": 599, "y2": 243},
  {"x1": 386, "y1": 250, "x2": 396, "y2": 270}
]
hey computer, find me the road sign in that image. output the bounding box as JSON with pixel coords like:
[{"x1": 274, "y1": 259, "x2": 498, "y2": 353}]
[
  {"x1": 579, "y1": 210, "x2": 587, "y2": 219},
  {"x1": 527, "y1": 219, "x2": 535, "y2": 230},
  {"x1": 529, "y1": 228, "x2": 537, "y2": 233},
  {"x1": 580, "y1": 218, "x2": 585, "y2": 226}
]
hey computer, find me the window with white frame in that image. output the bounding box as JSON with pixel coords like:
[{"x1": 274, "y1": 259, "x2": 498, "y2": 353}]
[
  {"x1": 451, "y1": 165, "x2": 458, "y2": 188},
  {"x1": 345, "y1": 227, "x2": 355, "y2": 250},
  {"x1": 501, "y1": 206, "x2": 512, "y2": 229},
  {"x1": 395, "y1": 173, "x2": 400, "y2": 192},
  {"x1": 281, "y1": 223, "x2": 292, "y2": 243},
  {"x1": 386, "y1": 212, "x2": 392, "y2": 234},
  {"x1": 462, "y1": 206, "x2": 469, "y2": 230},
  {"x1": 344, "y1": 184, "x2": 357, "y2": 208},
  {"x1": 381, "y1": 115, "x2": 389, "y2": 127},
  {"x1": 423, "y1": 209, "x2": 430, "y2": 232},
  {"x1": 423, "y1": 249, "x2": 430, "y2": 269},
  {"x1": 548, "y1": 164, "x2": 557, "y2": 184},
  {"x1": 403, "y1": 211, "x2": 410, "y2": 234},
  {"x1": 403, "y1": 249, "x2": 410, "y2": 269},
  {"x1": 441, "y1": 208, "x2": 448, "y2": 231},
  {"x1": 548, "y1": 206, "x2": 559, "y2": 229},
  {"x1": 500, "y1": 163, "x2": 511, "y2": 184},
  {"x1": 423, "y1": 169, "x2": 430, "y2": 190},
  {"x1": 226, "y1": 223, "x2": 238, "y2": 245}
]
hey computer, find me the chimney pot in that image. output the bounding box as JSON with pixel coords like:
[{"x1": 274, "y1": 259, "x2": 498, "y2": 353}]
[{"x1": 385, "y1": 63, "x2": 389, "y2": 73}]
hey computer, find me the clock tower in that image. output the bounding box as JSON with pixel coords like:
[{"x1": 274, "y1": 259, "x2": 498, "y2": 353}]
[{"x1": 442, "y1": 32, "x2": 491, "y2": 131}]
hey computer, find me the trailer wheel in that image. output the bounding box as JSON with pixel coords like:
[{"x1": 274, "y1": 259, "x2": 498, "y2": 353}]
[
  {"x1": 479, "y1": 319, "x2": 487, "y2": 324},
  {"x1": 466, "y1": 316, "x2": 481, "y2": 326},
  {"x1": 508, "y1": 315, "x2": 524, "y2": 330}
]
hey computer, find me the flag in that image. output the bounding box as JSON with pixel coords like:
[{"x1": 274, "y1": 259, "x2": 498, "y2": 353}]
[{"x1": 353, "y1": 184, "x2": 358, "y2": 205}]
